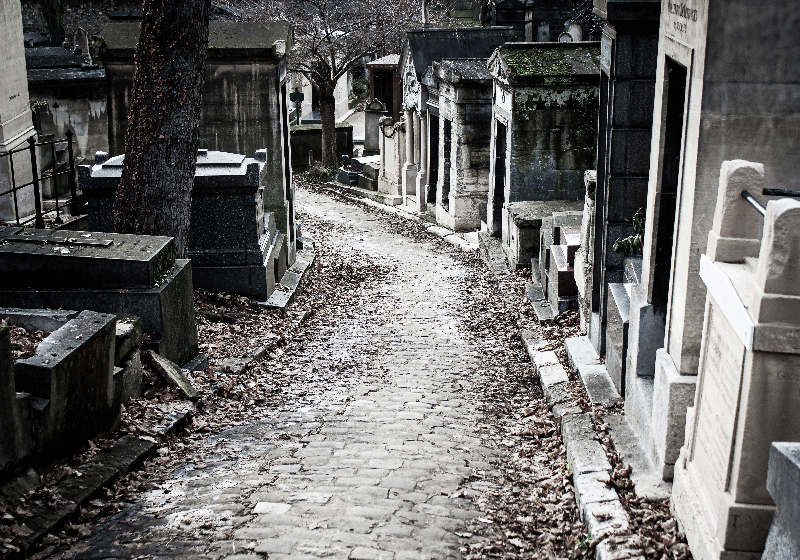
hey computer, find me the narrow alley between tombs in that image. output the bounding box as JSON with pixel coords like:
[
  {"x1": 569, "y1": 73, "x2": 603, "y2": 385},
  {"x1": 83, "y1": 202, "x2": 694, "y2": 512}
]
[{"x1": 12, "y1": 184, "x2": 686, "y2": 560}]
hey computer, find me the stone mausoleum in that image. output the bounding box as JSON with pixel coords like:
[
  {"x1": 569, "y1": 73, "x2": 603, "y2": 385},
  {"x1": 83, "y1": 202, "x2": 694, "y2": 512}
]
[
  {"x1": 99, "y1": 21, "x2": 293, "y2": 159},
  {"x1": 618, "y1": 0, "x2": 800, "y2": 491},
  {"x1": 486, "y1": 42, "x2": 600, "y2": 266}
]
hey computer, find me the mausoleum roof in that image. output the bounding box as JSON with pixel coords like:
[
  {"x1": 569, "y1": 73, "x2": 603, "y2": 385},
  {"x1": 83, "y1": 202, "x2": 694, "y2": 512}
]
[
  {"x1": 367, "y1": 54, "x2": 400, "y2": 68},
  {"x1": 99, "y1": 21, "x2": 293, "y2": 60},
  {"x1": 488, "y1": 42, "x2": 601, "y2": 85},
  {"x1": 402, "y1": 26, "x2": 516, "y2": 79},
  {"x1": 436, "y1": 58, "x2": 492, "y2": 84}
]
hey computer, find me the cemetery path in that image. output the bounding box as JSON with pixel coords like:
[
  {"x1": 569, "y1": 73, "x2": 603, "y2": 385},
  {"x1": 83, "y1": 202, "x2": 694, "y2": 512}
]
[{"x1": 49, "y1": 186, "x2": 586, "y2": 560}]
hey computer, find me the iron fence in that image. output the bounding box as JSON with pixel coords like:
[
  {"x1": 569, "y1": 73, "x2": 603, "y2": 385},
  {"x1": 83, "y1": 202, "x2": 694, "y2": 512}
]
[{"x1": 0, "y1": 131, "x2": 79, "y2": 229}]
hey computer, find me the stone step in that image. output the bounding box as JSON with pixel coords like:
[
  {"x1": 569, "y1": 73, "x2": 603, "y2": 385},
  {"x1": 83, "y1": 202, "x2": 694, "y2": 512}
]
[
  {"x1": 549, "y1": 244, "x2": 578, "y2": 297},
  {"x1": 606, "y1": 282, "x2": 632, "y2": 396},
  {"x1": 564, "y1": 336, "x2": 622, "y2": 405},
  {"x1": 0, "y1": 226, "x2": 175, "y2": 289}
]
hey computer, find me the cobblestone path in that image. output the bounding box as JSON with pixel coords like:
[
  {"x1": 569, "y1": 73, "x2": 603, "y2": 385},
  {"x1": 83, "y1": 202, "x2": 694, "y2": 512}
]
[{"x1": 64, "y1": 188, "x2": 502, "y2": 560}]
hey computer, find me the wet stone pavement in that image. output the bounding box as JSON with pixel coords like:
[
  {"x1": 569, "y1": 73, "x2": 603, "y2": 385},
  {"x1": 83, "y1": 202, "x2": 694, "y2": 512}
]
[{"x1": 62, "y1": 188, "x2": 507, "y2": 560}]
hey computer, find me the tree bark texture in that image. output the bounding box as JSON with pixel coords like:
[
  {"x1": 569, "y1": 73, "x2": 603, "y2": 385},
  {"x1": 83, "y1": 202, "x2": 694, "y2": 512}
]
[
  {"x1": 319, "y1": 89, "x2": 337, "y2": 169},
  {"x1": 114, "y1": 0, "x2": 211, "y2": 258},
  {"x1": 39, "y1": 0, "x2": 65, "y2": 45}
]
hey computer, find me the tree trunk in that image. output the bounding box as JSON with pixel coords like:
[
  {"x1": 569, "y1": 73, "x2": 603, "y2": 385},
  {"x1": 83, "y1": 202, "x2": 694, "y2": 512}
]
[
  {"x1": 114, "y1": 0, "x2": 211, "y2": 258},
  {"x1": 40, "y1": 0, "x2": 64, "y2": 46},
  {"x1": 319, "y1": 89, "x2": 337, "y2": 169}
]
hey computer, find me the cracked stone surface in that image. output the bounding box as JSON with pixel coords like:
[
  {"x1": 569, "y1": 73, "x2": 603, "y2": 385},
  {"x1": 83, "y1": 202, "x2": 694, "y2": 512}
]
[{"x1": 58, "y1": 188, "x2": 500, "y2": 560}]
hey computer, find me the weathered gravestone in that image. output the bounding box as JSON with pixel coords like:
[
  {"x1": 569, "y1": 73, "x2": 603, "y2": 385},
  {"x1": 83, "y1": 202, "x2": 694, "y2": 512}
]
[
  {"x1": 0, "y1": 226, "x2": 197, "y2": 365},
  {"x1": 79, "y1": 149, "x2": 291, "y2": 299},
  {"x1": 671, "y1": 161, "x2": 800, "y2": 560}
]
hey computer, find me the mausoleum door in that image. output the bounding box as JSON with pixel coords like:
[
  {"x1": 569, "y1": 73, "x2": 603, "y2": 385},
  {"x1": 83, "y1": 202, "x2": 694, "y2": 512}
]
[
  {"x1": 492, "y1": 120, "x2": 507, "y2": 236},
  {"x1": 651, "y1": 57, "x2": 687, "y2": 315},
  {"x1": 428, "y1": 114, "x2": 439, "y2": 204},
  {"x1": 442, "y1": 119, "x2": 452, "y2": 211}
]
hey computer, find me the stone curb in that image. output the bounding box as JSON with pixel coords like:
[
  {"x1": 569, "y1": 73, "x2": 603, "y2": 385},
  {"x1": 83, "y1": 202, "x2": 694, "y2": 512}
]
[
  {"x1": 482, "y1": 257, "x2": 642, "y2": 558},
  {"x1": 4, "y1": 404, "x2": 196, "y2": 559},
  {"x1": 326, "y1": 183, "x2": 480, "y2": 252},
  {"x1": 255, "y1": 239, "x2": 317, "y2": 312}
]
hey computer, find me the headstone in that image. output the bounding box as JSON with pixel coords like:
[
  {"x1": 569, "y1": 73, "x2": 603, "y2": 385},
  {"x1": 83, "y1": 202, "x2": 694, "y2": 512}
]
[
  {"x1": 363, "y1": 98, "x2": 387, "y2": 155},
  {"x1": 537, "y1": 21, "x2": 550, "y2": 42},
  {"x1": 672, "y1": 162, "x2": 800, "y2": 560}
]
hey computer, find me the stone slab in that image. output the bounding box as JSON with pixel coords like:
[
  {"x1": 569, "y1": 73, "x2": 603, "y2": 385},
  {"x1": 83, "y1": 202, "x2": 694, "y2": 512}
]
[
  {"x1": 766, "y1": 443, "x2": 800, "y2": 550},
  {"x1": 147, "y1": 351, "x2": 199, "y2": 400},
  {"x1": 604, "y1": 414, "x2": 672, "y2": 502},
  {"x1": 0, "y1": 227, "x2": 175, "y2": 289},
  {"x1": 576, "y1": 364, "x2": 622, "y2": 405},
  {"x1": 14, "y1": 309, "x2": 117, "y2": 457},
  {"x1": 562, "y1": 414, "x2": 612, "y2": 476},
  {"x1": 564, "y1": 336, "x2": 601, "y2": 369},
  {"x1": 257, "y1": 242, "x2": 316, "y2": 311}
]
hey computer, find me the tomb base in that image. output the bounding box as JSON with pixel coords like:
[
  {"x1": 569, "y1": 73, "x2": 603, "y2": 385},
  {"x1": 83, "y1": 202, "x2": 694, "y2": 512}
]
[
  {"x1": 626, "y1": 282, "x2": 665, "y2": 377},
  {"x1": 0, "y1": 259, "x2": 197, "y2": 365},
  {"x1": 624, "y1": 348, "x2": 695, "y2": 481},
  {"x1": 763, "y1": 443, "x2": 800, "y2": 560},
  {"x1": 672, "y1": 447, "x2": 771, "y2": 560},
  {"x1": 435, "y1": 193, "x2": 485, "y2": 232}
]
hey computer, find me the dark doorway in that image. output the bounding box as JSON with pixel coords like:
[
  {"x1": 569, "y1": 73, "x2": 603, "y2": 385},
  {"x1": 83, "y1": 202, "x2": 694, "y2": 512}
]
[
  {"x1": 428, "y1": 114, "x2": 439, "y2": 205},
  {"x1": 373, "y1": 70, "x2": 394, "y2": 117},
  {"x1": 281, "y1": 82, "x2": 294, "y2": 242},
  {"x1": 492, "y1": 120, "x2": 507, "y2": 236},
  {"x1": 442, "y1": 119, "x2": 452, "y2": 212},
  {"x1": 652, "y1": 57, "x2": 687, "y2": 313}
]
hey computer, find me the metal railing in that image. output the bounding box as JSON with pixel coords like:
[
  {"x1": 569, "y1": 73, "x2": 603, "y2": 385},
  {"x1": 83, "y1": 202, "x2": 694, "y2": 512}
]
[
  {"x1": 0, "y1": 131, "x2": 79, "y2": 229},
  {"x1": 741, "y1": 188, "x2": 800, "y2": 217}
]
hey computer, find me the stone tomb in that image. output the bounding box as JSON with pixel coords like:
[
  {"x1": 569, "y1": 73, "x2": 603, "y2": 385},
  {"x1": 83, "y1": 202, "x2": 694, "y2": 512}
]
[
  {"x1": 587, "y1": 0, "x2": 661, "y2": 360},
  {"x1": 503, "y1": 199, "x2": 582, "y2": 271},
  {"x1": 0, "y1": 0, "x2": 37, "y2": 222},
  {"x1": 671, "y1": 161, "x2": 800, "y2": 560},
  {"x1": 487, "y1": 42, "x2": 600, "y2": 238},
  {"x1": 625, "y1": 0, "x2": 800, "y2": 483},
  {"x1": 433, "y1": 59, "x2": 494, "y2": 232},
  {"x1": 0, "y1": 226, "x2": 197, "y2": 365},
  {"x1": 0, "y1": 307, "x2": 140, "y2": 479},
  {"x1": 80, "y1": 149, "x2": 291, "y2": 300}
]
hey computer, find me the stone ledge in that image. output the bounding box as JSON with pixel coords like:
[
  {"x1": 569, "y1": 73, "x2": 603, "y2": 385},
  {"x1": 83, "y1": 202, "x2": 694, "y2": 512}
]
[
  {"x1": 2, "y1": 405, "x2": 195, "y2": 558},
  {"x1": 255, "y1": 240, "x2": 316, "y2": 312}
]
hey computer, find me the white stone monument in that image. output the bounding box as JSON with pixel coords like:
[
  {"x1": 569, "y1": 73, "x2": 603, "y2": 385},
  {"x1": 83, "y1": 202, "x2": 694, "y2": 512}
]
[
  {"x1": 672, "y1": 160, "x2": 800, "y2": 560},
  {"x1": 0, "y1": 0, "x2": 37, "y2": 222}
]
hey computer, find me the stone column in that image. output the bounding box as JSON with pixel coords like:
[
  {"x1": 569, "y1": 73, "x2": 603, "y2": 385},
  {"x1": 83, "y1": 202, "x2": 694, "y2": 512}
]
[
  {"x1": 415, "y1": 112, "x2": 428, "y2": 213},
  {"x1": 0, "y1": 0, "x2": 37, "y2": 222},
  {"x1": 401, "y1": 108, "x2": 418, "y2": 203}
]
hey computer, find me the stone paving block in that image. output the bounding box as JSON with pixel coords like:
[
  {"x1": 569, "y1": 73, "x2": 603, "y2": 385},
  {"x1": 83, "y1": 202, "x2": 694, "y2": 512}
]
[
  {"x1": 254, "y1": 538, "x2": 296, "y2": 553},
  {"x1": 562, "y1": 414, "x2": 613, "y2": 476},
  {"x1": 350, "y1": 546, "x2": 395, "y2": 560},
  {"x1": 583, "y1": 500, "x2": 629, "y2": 540},
  {"x1": 573, "y1": 472, "x2": 618, "y2": 513},
  {"x1": 564, "y1": 335, "x2": 601, "y2": 368}
]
